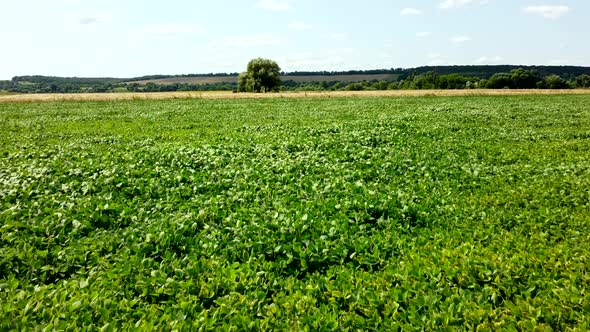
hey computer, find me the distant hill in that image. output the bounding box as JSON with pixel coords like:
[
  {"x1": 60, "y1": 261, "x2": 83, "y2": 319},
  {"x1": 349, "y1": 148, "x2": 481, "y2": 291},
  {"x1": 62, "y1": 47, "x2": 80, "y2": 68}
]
[
  {"x1": 405, "y1": 65, "x2": 590, "y2": 79},
  {"x1": 129, "y1": 74, "x2": 402, "y2": 85},
  {"x1": 11, "y1": 75, "x2": 123, "y2": 85},
  {"x1": 2, "y1": 65, "x2": 589, "y2": 93},
  {"x1": 127, "y1": 65, "x2": 590, "y2": 85},
  {"x1": 9, "y1": 65, "x2": 590, "y2": 86}
]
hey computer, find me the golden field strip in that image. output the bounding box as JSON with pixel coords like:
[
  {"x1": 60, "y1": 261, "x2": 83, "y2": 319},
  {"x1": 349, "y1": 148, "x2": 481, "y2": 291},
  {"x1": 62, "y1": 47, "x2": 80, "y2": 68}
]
[{"x1": 1, "y1": 89, "x2": 589, "y2": 103}]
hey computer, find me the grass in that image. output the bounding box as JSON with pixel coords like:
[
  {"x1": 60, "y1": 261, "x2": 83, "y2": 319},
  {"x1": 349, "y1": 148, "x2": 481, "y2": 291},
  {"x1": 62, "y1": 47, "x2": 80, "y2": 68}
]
[{"x1": 0, "y1": 95, "x2": 589, "y2": 330}]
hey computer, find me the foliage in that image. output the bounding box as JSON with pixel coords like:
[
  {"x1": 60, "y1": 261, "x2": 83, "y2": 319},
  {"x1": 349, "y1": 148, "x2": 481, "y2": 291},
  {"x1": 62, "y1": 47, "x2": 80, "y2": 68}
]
[
  {"x1": 5, "y1": 66, "x2": 590, "y2": 94},
  {"x1": 125, "y1": 73, "x2": 240, "y2": 83},
  {"x1": 400, "y1": 72, "x2": 480, "y2": 90},
  {"x1": 11, "y1": 76, "x2": 122, "y2": 85},
  {"x1": 286, "y1": 65, "x2": 590, "y2": 80},
  {"x1": 438, "y1": 73, "x2": 477, "y2": 89},
  {"x1": 485, "y1": 73, "x2": 514, "y2": 89},
  {"x1": 576, "y1": 74, "x2": 590, "y2": 88},
  {"x1": 510, "y1": 69, "x2": 539, "y2": 89},
  {"x1": 238, "y1": 58, "x2": 282, "y2": 93},
  {"x1": 344, "y1": 82, "x2": 366, "y2": 91},
  {"x1": 0, "y1": 80, "x2": 12, "y2": 91},
  {"x1": 128, "y1": 82, "x2": 238, "y2": 92},
  {"x1": 237, "y1": 72, "x2": 251, "y2": 92},
  {"x1": 542, "y1": 75, "x2": 569, "y2": 89},
  {"x1": 1, "y1": 95, "x2": 589, "y2": 330}
]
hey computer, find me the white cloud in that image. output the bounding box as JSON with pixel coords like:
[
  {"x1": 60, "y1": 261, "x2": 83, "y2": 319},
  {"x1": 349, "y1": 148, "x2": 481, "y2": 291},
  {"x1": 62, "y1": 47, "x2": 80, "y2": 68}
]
[
  {"x1": 440, "y1": 0, "x2": 473, "y2": 9},
  {"x1": 523, "y1": 5, "x2": 571, "y2": 19},
  {"x1": 288, "y1": 21, "x2": 312, "y2": 31},
  {"x1": 210, "y1": 33, "x2": 283, "y2": 49},
  {"x1": 53, "y1": 0, "x2": 82, "y2": 5},
  {"x1": 550, "y1": 59, "x2": 569, "y2": 65},
  {"x1": 475, "y1": 56, "x2": 504, "y2": 64},
  {"x1": 132, "y1": 23, "x2": 206, "y2": 38},
  {"x1": 416, "y1": 31, "x2": 432, "y2": 38},
  {"x1": 279, "y1": 48, "x2": 359, "y2": 72},
  {"x1": 79, "y1": 17, "x2": 99, "y2": 25},
  {"x1": 254, "y1": 0, "x2": 294, "y2": 12},
  {"x1": 68, "y1": 9, "x2": 114, "y2": 26},
  {"x1": 429, "y1": 59, "x2": 447, "y2": 66},
  {"x1": 121, "y1": 23, "x2": 207, "y2": 49},
  {"x1": 327, "y1": 33, "x2": 347, "y2": 40},
  {"x1": 400, "y1": 8, "x2": 423, "y2": 16},
  {"x1": 427, "y1": 53, "x2": 447, "y2": 65},
  {"x1": 450, "y1": 35, "x2": 472, "y2": 43}
]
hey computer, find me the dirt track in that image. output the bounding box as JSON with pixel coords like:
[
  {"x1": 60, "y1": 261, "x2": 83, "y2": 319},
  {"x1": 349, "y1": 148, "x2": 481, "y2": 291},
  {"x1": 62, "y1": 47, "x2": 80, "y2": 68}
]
[{"x1": 1, "y1": 89, "x2": 589, "y2": 103}]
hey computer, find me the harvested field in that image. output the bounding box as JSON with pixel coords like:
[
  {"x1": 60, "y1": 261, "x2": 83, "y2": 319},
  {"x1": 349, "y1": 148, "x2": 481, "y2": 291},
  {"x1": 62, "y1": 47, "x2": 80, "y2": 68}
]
[{"x1": 1, "y1": 89, "x2": 589, "y2": 103}]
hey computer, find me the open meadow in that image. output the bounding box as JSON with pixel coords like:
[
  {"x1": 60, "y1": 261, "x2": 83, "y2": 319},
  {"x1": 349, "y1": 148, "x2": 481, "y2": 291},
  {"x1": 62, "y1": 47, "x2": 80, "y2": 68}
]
[{"x1": 1, "y1": 94, "x2": 589, "y2": 330}]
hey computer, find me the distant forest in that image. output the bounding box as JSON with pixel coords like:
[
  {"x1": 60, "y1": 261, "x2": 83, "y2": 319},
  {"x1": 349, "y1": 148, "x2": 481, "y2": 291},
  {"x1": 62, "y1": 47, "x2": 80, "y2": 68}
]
[{"x1": 2, "y1": 65, "x2": 590, "y2": 93}]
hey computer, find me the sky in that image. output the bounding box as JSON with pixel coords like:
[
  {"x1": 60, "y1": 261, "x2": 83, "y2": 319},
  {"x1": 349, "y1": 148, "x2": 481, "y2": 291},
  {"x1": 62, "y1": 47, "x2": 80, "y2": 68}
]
[{"x1": 0, "y1": 0, "x2": 587, "y2": 79}]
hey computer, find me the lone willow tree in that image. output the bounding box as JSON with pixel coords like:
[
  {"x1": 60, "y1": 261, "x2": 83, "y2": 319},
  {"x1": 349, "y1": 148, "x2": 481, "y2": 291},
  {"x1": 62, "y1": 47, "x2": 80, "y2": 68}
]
[{"x1": 238, "y1": 58, "x2": 282, "y2": 93}]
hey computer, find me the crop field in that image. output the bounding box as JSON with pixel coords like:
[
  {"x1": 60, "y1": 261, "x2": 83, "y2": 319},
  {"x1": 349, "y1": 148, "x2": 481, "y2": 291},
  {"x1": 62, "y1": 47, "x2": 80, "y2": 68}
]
[
  {"x1": 1, "y1": 89, "x2": 589, "y2": 103},
  {"x1": 1, "y1": 95, "x2": 589, "y2": 330}
]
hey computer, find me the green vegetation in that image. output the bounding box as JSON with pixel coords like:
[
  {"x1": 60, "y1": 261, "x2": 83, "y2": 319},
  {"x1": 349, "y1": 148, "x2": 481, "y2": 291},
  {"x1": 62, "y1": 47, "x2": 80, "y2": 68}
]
[
  {"x1": 401, "y1": 68, "x2": 586, "y2": 90},
  {"x1": 3, "y1": 65, "x2": 590, "y2": 94},
  {"x1": 238, "y1": 58, "x2": 282, "y2": 93},
  {"x1": 1, "y1": 95, "x2": 589, "y2": 330}
]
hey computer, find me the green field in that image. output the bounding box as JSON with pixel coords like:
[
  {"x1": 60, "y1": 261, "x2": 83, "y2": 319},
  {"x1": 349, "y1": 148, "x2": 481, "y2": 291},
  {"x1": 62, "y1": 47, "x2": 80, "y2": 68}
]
[{"x1": 1, "y1": 95, "x2": 589, "y2": 330}]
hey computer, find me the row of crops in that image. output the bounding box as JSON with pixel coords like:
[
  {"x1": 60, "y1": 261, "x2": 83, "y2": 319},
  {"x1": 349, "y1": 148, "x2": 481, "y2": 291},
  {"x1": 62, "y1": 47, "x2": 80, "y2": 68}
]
[{"x1": 1, "y1": 95, "x2": 589, "y2": 330}]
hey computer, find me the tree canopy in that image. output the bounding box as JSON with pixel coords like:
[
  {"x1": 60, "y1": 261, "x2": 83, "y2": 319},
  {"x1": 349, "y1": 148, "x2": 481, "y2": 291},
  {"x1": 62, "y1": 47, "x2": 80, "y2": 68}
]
[
  {"x1": 577, "y1": 74, "x2": 590, "y2": 88},
  {"x1": 238, "y1": 58, "x2": 282, "y2": 93}
]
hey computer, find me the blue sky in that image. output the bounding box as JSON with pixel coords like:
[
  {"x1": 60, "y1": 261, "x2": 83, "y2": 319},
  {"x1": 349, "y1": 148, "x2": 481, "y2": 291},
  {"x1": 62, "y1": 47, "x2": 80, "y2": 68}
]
[{"x1": 0, "y1": 0, "x2": 587, "y2": 79}]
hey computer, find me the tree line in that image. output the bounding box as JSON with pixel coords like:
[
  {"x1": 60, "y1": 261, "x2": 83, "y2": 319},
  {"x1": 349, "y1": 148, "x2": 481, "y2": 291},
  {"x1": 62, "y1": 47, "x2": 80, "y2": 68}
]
[
  {"x1": 0, "y1": 80, "x2": 238, "y2": 93},
  {"x1": 394, "y1": 69, "x2": 590, "y2": 90},
  {"x1": 2, "y1": 66, "x2": 590, "y2": 94},
  {"x1": 275, "y1": 68, "x2": 590, "y2": 91}
]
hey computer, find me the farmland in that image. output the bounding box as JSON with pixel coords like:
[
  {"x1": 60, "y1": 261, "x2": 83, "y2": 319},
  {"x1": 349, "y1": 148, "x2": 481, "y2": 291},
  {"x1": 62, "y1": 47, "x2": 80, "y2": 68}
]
[
  {"x1": 128, "y1": 74, "x2": 401, "y2": 85},
  {"x1": 1, "y1": 89, "x2": 590, "y2": 103},
  {"x1": 0, "y1": 95, "x2": 589, "y2": 330}
]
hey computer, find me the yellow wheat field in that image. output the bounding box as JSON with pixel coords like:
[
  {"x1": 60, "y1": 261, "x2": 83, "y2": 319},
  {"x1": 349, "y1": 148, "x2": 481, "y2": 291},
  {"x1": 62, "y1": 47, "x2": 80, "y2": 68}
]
[{"x1": 1, "y1": 89, "x2": 589, "y2": 103}]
